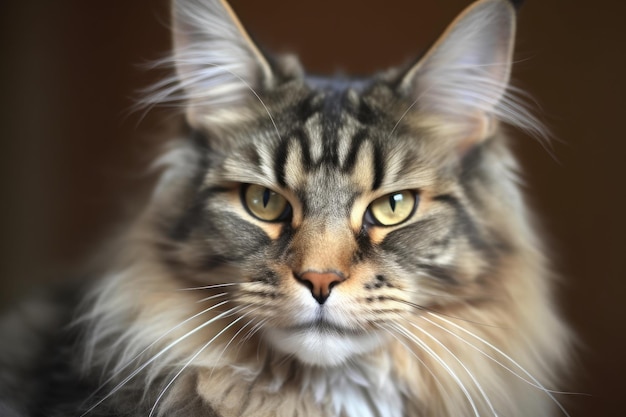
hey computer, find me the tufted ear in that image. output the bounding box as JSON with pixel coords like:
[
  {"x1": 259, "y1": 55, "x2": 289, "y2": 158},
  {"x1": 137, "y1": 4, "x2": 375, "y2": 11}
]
[
  {"x1": 398, "y1": 0, "x2": 523, "y2": 150},
  {"x1": 146, "y1": 0, "x2": 276, "y2": 129}
]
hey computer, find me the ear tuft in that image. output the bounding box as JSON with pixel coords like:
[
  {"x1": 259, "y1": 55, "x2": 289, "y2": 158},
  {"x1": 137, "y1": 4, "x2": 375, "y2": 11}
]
[
  {"x1": 399, "y1": 0, "x2": 545, "y2": 149},
  {"x1": 140, "y1": 0, "x2": 275, "y2": 129}
]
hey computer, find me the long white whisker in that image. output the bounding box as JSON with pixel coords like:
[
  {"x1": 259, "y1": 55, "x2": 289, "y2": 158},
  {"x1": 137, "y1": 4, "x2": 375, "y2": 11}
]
[
  {"x1": 148, "y1": 312, "x2": 249, "y2": 417},
  {"x1": 82, "y1": 296, "x2": 229, "y2": 407},
  {"x1": 197, "y1": 292, "x2": 230, "y2": 303},
  {"x1": 234, "y1": 317, "x2": 268, "y2": 360},
  {"x1": 375, "y1": 323, "x2": 449, "y2": 398},
  {"x1": 81, "y1": 302, "x2": 239, "y2": 417},
  {"x1": 428, "y1": 313, "x2": 571, "y2": 417},
  {"x1": 390, "y1": 323, "x2": 480, "y2": 417},
  {"x1": 408, "y1": 321, "x2": 498, "y2": 417},
  {"x1": 421, "y1": 315, "x2": 571, "y2": 394},
  {"x1": 206, "y1": 307, "x2": 264, "y2": 382},
  {"x1": 178, "y1": 283, "x2": 242, "y2": 291},
  {"x1": 394, "y1": 298, "x2": 505, "y2": 329}
]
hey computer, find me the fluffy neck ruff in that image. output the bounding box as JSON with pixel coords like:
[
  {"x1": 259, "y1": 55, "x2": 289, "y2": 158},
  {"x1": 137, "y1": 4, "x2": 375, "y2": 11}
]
[{"x1": 195, "y1": 347, "x2": 407, "y2": 417}]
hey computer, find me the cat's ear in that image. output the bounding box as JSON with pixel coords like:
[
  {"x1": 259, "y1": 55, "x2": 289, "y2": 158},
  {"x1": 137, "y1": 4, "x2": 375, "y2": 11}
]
[
  {"x1": 398, "y1": 0, "x2": 519, "y2": 151},
  {"x1": 168, "y1": 0, "x2": 275, "y2": 128}
]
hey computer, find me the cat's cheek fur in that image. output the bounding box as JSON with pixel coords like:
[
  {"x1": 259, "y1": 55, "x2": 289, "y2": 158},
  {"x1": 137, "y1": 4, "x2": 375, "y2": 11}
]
[{"x1": 264, "y1": 328, "x2": 386, "y2": 367}]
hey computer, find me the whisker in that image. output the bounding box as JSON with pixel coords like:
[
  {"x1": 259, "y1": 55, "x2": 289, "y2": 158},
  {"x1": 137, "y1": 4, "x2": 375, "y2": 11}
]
[
  {"x1": 389, "y1": 323, "x2": 481, "y2": 417},
  {"x1": 427, "y1": 313, "x2": 572, "y2": 417},
  {"x1": 421, "y1": 315, "x2": 572, "y2": 395},
  {"x1": 387, "y1": 97, "x2": 420, "y2": 140},
  {"x1": 234, "y1": 317, "x2": 269, "y2": 360},
  {"x1": 177, "y1": 283, "x2": 242, "y2": 291},
  {"x1": 197, "y1": 292, "x2": 229, "y2": 303},
  {"x1": 374, "y1": 323, "x2": 449, "y2": 398},
  {"x1": 81, "y1": 303, "x2": 241, "y2": 417},
  {"x1": 148, "y1": 312, "x2": 250, "y2": 417},
  {"x1": 393, "y1": 298, "x2": 504, "y2": 329},
  {"x1": 407, "y1": 321, "x2": 498, "y2": 416},
  {"x1": 82, "y1": 297, "x2": 229, "y2": 408},
  {"x1": 207, "y1": 306, "x2": 263, "y2": 380}
]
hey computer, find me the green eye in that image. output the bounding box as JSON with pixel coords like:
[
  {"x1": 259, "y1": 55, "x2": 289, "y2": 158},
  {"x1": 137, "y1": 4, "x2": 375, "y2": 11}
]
[
  {"x1": 368, "y1": 191, "x2": 417, "y2": 226},
  {"x1": 243, "y1": 184, "x2": 290, "y2": 222}
]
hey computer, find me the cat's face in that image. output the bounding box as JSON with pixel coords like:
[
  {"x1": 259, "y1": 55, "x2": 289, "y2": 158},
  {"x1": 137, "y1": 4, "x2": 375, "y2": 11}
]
[
  {"x1": 151, "y1": 0, "x2": 525, "y2": 367},
  {"x1": 159, "y1": 81, "x2": 514, "y2": 367}
]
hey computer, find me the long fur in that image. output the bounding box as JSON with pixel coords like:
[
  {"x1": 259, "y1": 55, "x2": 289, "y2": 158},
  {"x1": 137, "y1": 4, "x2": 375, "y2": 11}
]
[{"x1": 7, "y1": 1, "x2": 571, "y2": 416}]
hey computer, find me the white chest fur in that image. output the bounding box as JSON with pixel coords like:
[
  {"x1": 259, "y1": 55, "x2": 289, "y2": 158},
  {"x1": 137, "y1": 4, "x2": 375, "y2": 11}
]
[{"x1": 196, "y1": 352, "x2": 406, "y2": 417}]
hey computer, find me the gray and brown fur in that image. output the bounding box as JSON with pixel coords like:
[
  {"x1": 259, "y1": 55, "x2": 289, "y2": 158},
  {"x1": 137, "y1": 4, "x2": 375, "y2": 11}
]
[{"x1": 6, "y1": 0, "x2": 571, "y2": 416}]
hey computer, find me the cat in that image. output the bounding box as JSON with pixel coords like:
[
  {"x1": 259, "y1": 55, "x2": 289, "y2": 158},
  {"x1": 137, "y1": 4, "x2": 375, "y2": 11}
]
[{"x1": 0, "y1": 0, "x2": 571, "y2": 416}]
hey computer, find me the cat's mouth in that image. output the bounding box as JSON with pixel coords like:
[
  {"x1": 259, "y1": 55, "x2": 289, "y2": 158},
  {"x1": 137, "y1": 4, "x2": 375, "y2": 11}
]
[
  {"x1": 284, "y1": 319, "x2": 365, "y2": 336},
  {"x1": 264, "y1": 319, "x2": 385, "y2": 367}
]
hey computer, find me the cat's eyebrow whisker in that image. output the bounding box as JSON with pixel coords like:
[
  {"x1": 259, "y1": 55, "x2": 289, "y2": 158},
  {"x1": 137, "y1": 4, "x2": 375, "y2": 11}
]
[
  {"x1": 406, "y1": 321, "x2": 498, "y2": 417},
  {"x1": 427, "y1": 313, "x2": 573, "y2": 417},
  {"x1": 389, "y1": 322, "x2": 481, "y2": 417},
  {"x1": 149, "y1": 311, "x2": 250, "y2": 417},
  {"x1": 81, "y1": 303, "x2": 241, "y2": 417},
  {"x1": 387, "y1": 96, "x2": 420, "y2": 140},
  {"x1": 386, "y1": 86, "x2": 431, "y2": 140}
]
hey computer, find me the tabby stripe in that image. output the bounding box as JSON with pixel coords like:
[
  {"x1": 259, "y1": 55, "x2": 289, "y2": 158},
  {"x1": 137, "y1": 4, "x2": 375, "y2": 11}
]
[
  {"x1": 321, "y1": 91, "x2": 343, "y2": 167},
  {"x1": 273, "y1": 135, "x2": 290, "y2": 187},
  {"x1": 341, "y1": 129, "x2": 385, "y2": 190},
  {"x1": 251, "y1": 268, "x2": 280, "y2": 285},
  {"x1": 459, "y1": 144, "x2": 490, "y2": 210},
  {"x1": 355, "y1": 228, "x2": 374, "y2": 258},
  {"x1": 416, "y1": 263, "x2": 459, "y2": 285},
  {"x1": 372, "y1": 141, "x2": 385, "y2": 190},
  {"x1": 433, "y1": 194, "x2": 491, "y2": 254},
  {"x1": 294, "y1": 128, "x2": 314, "y2": 169},
  {"x1": 355, "y1": 98, "x2": 378, "y2": 125},
  {"x1": 169, "y1": 186, "x2": 230, "y2": 241},
  {"x1": 341, "y1": 129, "x2": 368, "y2": 174},
  {"x1": 273, "y1": 129, "x2": 313, "y2": 186},
  {"x1": 294, "y1": 91, "x2": 320, "y2": 122}
]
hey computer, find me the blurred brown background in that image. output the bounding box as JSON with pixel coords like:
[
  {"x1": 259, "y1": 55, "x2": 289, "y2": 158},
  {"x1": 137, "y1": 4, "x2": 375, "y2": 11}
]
[{"x1": 1, "y1": 0, "x2": 624, "y2": 415}]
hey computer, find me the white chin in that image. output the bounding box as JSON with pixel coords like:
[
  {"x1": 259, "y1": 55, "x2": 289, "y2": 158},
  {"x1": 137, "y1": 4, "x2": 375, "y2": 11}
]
[{"x1": 264, "y1": 327, "x2": 384, "y2": 367}]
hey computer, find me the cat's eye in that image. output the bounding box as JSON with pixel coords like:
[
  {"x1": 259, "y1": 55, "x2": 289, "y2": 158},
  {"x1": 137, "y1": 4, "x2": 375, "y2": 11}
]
[
  {"x1": 367, "y1": 191, "x2": 417, "y2": 227},
  {"x1": 242, "y1": 184, "x2": 291, "y2": 222}
]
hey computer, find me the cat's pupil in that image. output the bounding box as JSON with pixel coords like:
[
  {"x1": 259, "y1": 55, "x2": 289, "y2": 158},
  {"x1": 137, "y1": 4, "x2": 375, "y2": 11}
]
[
  {"x1": 263, "y1": 188, "x2": 271, "y2": 208},
  {"x1": 389, "y1": 194, "x2": 401, "y2": 212}
]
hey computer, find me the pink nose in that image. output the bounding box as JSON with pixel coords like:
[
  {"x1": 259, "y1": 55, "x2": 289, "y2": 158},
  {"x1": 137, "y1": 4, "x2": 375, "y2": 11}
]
[{"x1": 296, "y1": 271, "x2": 345, "y2": 304}]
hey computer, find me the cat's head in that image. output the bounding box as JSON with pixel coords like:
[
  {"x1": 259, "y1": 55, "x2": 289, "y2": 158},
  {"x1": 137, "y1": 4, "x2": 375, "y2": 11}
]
[{"x1": 146, "y1": 0, "x2": 541, "y2": 367}]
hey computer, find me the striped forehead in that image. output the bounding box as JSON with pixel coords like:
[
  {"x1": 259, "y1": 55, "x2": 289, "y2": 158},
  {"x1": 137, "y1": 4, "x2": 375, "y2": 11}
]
[
  {"x1": 217, "y1": 84, "x2": 437, "y2": 194},
  {"x1": 273, "y1": 89, "x2": 386, "y2": 192}
]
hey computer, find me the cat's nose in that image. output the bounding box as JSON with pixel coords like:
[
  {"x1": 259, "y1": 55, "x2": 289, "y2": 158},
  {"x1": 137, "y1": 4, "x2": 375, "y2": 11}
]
[{"x1": 295, "y1": 271, "x2": 345, "y2": 305}]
